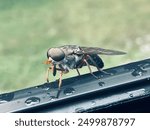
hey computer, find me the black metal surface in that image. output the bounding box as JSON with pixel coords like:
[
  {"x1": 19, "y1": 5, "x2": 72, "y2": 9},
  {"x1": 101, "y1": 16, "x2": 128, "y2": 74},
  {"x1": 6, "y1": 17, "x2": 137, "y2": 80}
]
[{"x1": 0, "y1": 58, "x2": 150, "y2": 113}]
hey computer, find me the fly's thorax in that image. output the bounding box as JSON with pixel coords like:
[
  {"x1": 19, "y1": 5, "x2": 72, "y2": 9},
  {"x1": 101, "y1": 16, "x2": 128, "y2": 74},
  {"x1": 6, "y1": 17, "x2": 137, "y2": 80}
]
[
  {"x1": 74, "y1": 54, "x2": 83, "y2": 62},
  {"x1": 60, "y1": 54, "x2": 83, "y2": 69}
]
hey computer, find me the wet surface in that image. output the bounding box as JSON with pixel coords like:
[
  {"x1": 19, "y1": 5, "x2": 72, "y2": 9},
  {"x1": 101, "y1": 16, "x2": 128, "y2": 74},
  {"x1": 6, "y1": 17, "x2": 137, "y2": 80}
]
[
  {"x1": 131, "y1": 67, "x2": 147, "y2": 77},
  {"x1": 0, "y1": 93, "x2": 14, "y2": 104},
  {"x1": 75, "y1": 107, "x2": 85, "y2": 113},
  {"x1": 91, "y1": 100, "x2": 96, "y2": 106},
  {"x1": 98, "y1": 82, "x2": 105, "y2": 87},
  {"x1": 64, "y1": 87, "x2": 75, "y2": 96},
  {"x1": 139, "y1": 61, "x2": 150, "y2": 69},
  {"x1": 0, "y1": 58, "x2": 150, "y2": 112},
  {"x1": 41, "y1": 83, "x2": 51, "y2": 91},
  {"x1": 49, "y1": 96, "x2": 57, "y2": 101}
]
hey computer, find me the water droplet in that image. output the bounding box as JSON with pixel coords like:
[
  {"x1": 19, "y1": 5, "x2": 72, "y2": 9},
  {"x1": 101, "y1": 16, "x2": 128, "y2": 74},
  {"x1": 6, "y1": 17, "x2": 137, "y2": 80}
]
[
  {"x1": 27, "y1": 92, "x2": 32, "y2": 95},
  {"x1": 110, "y1": 73, "x2": 114, "y2": 76},
  {"x1": 141, "y1": 63, "x2": 150, "y2": 69},
  {"x1": 17, "y1": 101, "x2": 21, "y2": 104},
  {"x1": 49, "y1": 96, "x2": 57, "y2": 101},
  {"x1": 42, "y1": 86, "x2": 50, "y2": 91},
  {"x1": 25, "y1": 97, "x2": 40, "y2": 106},
  {"x1": 108, "y1": 70, "x2": 117, "y2": 74},
  {"x1": 46, "y1": 92, "x2": 51, "y2": 96},
  {"x1": 129, "y1": 94, "x2": 133, "y2": 97},
  {"x1": 75, "y1": 107, "x2": 85, "y2": 113},
  {"x1": 133, "y1": 71, "x2": 142, "y2": 76},
  {"x1": 0, "y1": 93, "x2": 14, "y2": 104},
  {"x1": 131, "y1": 67, "x2": 147, "y2": 77},
  {"x1": 64, "y1": 87, "x2": 75, "y2": 96},
  {"x1": 91, "y1": 101, "x2": 96, "y2": 106},
  {"x1": 99, "y1": 74, "x2": 104, "y2": 78},
  {"x1": 35, "y1": 86, "x2": 39, "y2": 89},
  {"x1": 98, "y1": 82, "x2": 105, "y2": 86},
  {"x1": 0, "y1": 100, "x2": 8, "y2": 104}
]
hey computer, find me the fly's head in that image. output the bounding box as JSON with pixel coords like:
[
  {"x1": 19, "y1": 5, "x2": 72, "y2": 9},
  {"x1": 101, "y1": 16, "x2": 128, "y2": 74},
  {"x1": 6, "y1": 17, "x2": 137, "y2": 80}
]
[{"x1": 44, "y1": 48, "x2": 65, "y2": 65}]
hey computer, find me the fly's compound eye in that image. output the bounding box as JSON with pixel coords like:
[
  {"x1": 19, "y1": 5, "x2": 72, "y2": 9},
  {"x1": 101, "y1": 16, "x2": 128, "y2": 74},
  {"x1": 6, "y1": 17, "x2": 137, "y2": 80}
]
[{"x1": 47, "y1": 48, "x2": 65, "y2": 62}]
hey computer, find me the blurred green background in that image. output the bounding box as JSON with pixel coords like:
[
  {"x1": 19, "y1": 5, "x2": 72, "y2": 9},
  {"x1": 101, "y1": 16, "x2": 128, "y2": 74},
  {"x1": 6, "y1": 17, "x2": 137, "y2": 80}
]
[{"x1": 0, "y1": 0, "x2": 150, "y2": 93}]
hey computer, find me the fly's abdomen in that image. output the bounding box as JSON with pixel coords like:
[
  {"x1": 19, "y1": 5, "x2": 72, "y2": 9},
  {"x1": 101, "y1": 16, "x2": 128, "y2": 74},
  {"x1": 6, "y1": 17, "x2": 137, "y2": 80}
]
[{"x1": 88, "y1": 54, "x2": 104, "y2": 68}]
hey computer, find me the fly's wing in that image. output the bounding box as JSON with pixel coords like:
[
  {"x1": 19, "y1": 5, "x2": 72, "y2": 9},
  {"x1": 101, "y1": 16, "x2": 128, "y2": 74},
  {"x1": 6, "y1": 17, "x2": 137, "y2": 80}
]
[
  {"x1": 80, "y1": 47, "x2": 126, "y2": 55},
  {"x1": 60, "y1": 45, "x2": 126, "y2": 55}
]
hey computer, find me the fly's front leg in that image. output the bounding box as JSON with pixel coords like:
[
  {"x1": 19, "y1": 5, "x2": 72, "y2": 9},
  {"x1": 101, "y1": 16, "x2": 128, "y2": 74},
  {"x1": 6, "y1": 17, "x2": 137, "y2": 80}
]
[
  {"x1": 46, "y1": 65, "x2": 54, "y2": 82},
  {"x1": 46, "y1": 67, "x2": 50, "y2": 82}
]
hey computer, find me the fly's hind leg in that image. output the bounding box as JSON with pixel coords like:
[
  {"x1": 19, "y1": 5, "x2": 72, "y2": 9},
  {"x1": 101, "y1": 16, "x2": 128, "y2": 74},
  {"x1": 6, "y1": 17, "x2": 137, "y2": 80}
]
[
  {"x1": 86, "y1": 55, "x2": 101, "y2": 71},
  {"x1": 76, "y1": 68, "x2": 81, "y2": 76},
  {"x1": 87, "y1": 55, "x2": 110, "y2": 75},
  {"x1": 83, "y1": 59, "x2": 99, "y2": 79}
]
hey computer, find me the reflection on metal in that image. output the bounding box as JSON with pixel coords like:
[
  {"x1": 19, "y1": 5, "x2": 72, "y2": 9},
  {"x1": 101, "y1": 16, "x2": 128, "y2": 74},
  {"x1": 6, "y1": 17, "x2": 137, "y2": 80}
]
[
  {"x1": 127, "y1": 89, "x2": 146, "y2": 98},
  {"x1": 0, "y1": 58, "x2": 150, "y2": 113}
]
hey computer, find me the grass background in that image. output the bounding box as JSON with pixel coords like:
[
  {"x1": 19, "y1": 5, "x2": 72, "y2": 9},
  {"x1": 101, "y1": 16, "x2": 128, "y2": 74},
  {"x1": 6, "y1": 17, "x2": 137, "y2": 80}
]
[{"x1": 0, "y1": 0, "x2": 150, "y2": 93}]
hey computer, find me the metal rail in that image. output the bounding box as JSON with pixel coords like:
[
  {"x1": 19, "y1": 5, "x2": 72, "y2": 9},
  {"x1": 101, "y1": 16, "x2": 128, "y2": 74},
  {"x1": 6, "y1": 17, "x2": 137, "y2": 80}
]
[{"x1": 0, "y1": 58, "x2": 150, "y2": 113}]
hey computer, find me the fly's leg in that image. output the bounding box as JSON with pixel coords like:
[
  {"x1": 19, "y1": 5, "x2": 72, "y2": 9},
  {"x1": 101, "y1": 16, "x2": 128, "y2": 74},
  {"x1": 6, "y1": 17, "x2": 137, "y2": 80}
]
[
  {"x1": 86, "y1": 55, "x2": 110, "y2": 75},
  {"x1": 58, "y1": 71, "x2": 63, "y2": 89},
  {"x1": 46, "y1": 65, "x2": 54, "y2": 82},
  {"x1": 46, "y1": 67, "x2": 50, "y2": 82},
  {"x1": 56, "y1": 89, "x2": 61, "y2": 98},
  {"x1": 83, "y1": 59, "x2": 99, "y2": 79},
  {"x1": 58, "y1": 70, "x2": 69, "y2": 89},
  {"x1": 86, "y1": 55, "x2": 100, "y2": 71},
  {"x1": 76, "y1": 68, "x2": 81, "y2": 76}
]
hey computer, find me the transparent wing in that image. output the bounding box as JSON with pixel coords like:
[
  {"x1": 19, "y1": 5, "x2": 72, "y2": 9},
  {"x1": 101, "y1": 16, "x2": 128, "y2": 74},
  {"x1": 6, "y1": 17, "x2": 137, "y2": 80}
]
[{"x1": 80, "y1": 47, "x2": 126, "y2": 55}]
